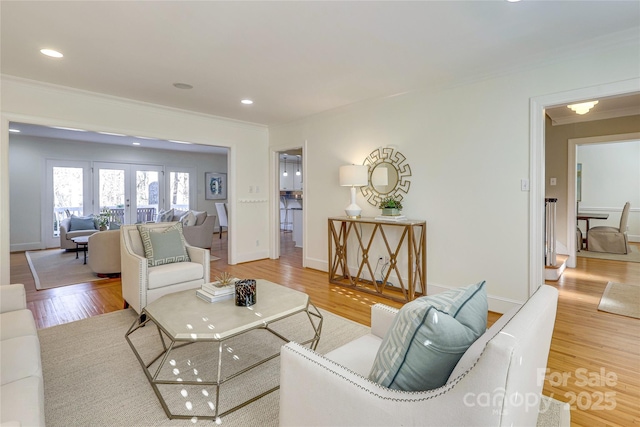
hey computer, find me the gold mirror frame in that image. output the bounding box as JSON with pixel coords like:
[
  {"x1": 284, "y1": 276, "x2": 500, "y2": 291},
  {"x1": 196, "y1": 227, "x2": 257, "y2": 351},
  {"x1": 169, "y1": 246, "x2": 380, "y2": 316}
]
[{"x1": 361, "y1": 147, "x2": 412, "y2": 207}]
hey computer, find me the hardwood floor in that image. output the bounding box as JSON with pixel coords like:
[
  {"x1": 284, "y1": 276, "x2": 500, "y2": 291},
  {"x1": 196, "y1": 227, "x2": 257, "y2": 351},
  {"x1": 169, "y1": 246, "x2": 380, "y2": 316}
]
[{"x1": 9, "y1": 234, "x2": 640, "y2": 426}]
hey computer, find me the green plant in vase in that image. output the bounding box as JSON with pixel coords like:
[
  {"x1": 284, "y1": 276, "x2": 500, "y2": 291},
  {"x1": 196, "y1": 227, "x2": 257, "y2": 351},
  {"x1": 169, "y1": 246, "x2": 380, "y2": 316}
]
[{"x1": 379, "y1": 196, "x2": 403, "y2": 216}]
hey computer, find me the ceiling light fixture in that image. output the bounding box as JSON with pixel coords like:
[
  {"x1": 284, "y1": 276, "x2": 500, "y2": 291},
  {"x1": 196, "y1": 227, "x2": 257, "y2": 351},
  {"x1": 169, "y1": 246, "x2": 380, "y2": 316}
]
[
  {"x1": 283, "y1": 155, "x2": 288, "y2": 177},
  {"x1": 132, "y1": 142, "x2": 141, "y2": 146},
  {"x1": 40, "y1": 48, "x2": 63, "y2": 58},
  {"x1": 296, "y1": 155, "x2": 301, "y2": 176},
  {"x1": 241, "y1": 99, "x2": 254, "y2": 105},
  {"x1": 173, "y1": 83, "x2": 193, "y2": 90},
  {"x1": 52, "y1": 126, "x2": 86, "y2": 132},
  {"x1": 97, "y1": 131, "x2": 126, "y2": 137},
  {"x1": 9, "y1": 129, "x2": 20, "y2": 133},
  {"x1": 567, "y1": 101, "x2": 599, "y2": 115}
]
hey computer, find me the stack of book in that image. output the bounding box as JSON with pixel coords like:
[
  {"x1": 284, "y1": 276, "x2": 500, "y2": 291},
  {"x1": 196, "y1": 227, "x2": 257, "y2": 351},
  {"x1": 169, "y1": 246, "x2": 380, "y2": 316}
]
[
  {"x1": 375, "y1": 215, "x2": 407, "y2": 222},
  {"x1": 196, "y1": 281, "x2": 236, "y2": 303}
]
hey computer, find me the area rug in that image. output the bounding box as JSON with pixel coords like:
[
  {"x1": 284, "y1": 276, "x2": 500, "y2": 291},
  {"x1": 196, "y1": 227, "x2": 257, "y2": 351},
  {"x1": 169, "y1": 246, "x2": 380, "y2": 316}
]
[
  {"x1": 39, "y1": 308, "x2": 566, "y2": 426},
  {"x1": 25, "y1": 249, "x2": 107, "y2": 290},
  {"x1": 577, "y1": 245, "x2": 640, "y2": 263},
  {"x1": 598, "y1": 282, "x2": 640, "y2": 319}
]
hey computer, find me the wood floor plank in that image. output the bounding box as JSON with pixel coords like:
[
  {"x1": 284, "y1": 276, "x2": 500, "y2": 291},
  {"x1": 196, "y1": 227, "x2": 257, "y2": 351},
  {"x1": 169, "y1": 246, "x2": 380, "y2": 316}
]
[{"x1": 9, "y1": 236, "x2": 640, "y2": 426}]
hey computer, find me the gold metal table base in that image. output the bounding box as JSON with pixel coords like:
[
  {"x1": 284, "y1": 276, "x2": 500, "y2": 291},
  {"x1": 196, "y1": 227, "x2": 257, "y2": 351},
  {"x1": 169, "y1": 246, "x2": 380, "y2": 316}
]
[{"x1": 125, "y1": 303, "x2": 322, "y2": 421}]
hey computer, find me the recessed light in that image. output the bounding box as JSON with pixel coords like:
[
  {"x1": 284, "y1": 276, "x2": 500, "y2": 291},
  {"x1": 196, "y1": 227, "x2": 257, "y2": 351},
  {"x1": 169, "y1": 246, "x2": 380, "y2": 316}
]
[
  {"x1": 169, "y1": 139, "x2": 193, "y2": 145},
  {"x1": 40, "y1": 48, "x2": 63, "y2": 58},
  {"x1": 132, "y1": 142, "x2": 141, "y2": 146},
  {"x1": 241, "y1": 99, "x2": 254, "y2": 105},
  {"x1": 9, "y1": 129, "x2": 20, "y2": 133},
  {"x1": 173, "y1": 83, "x2": 193, "y2": 90}
]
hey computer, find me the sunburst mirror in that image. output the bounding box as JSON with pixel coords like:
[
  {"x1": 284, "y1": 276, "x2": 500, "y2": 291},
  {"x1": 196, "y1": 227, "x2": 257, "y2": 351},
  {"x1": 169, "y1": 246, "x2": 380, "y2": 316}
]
[{"x1": 361, "y1": 147, "x2": 411, "y2": 207}]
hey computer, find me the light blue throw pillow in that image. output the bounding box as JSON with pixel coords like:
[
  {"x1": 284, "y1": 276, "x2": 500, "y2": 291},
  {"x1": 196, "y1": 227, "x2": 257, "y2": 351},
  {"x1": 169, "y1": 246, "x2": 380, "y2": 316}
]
[
  {"x1": 137, "y1": 222, "x2": 190, "y2": 267},
  {"x1": 368, "y1": 281, "x2": 487, "y2": 391},
  {"x1": 155, "y1": 208, "x2": 174, "y2": 223},
  {"x1": 68, "y1": 215, "x2": 97, "y2": 231}
]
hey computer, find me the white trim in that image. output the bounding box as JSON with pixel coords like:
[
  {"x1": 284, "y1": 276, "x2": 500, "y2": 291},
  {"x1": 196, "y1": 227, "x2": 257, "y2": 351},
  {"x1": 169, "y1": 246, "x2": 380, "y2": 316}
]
[{"x1": 529, "y1": 78, "x2": 640, "y2": 296}]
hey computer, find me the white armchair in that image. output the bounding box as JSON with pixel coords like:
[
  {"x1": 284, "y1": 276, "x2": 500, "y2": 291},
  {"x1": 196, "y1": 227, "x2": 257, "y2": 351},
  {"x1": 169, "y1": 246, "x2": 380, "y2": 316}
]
[
  {"x1": 120, "y1": 223, "x2": 210, "y2": 314},
  {"x1": 280, "y1": 285, "x2": 567, "y2": 427}
]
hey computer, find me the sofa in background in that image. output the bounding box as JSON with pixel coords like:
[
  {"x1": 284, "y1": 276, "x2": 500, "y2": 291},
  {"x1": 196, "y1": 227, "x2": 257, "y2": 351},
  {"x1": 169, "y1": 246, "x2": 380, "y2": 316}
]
[
  {"x1": 182, "y1": 215, "x2": 216, "y2": 249},
  {"x1": 0, "y1": 284, "x2": 45, "y2": 427},
  {"x1": 88, "y1": 230, "x2": 121, "y2": 276},
  {"x1": 280, "y1": 285, "x2": 569, "y2": 427},
  {"x1": 156, "y1": 209, "x2": 216, "y2": 249},
  {"x1": 59, "y1": 216, "x2": 99, "y2": 250}
]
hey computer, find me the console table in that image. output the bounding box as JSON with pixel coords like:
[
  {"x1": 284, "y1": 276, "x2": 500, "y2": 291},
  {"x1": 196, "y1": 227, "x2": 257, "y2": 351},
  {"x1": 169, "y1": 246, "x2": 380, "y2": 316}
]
[{"x1": 328, "y1": 216, "x2": 426, "y2": 303}]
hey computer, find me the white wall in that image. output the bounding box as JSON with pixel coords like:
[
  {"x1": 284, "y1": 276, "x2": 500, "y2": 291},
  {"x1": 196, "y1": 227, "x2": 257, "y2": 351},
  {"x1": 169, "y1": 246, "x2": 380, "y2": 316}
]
[
  {"x1": 577, "y1": 141, "x2": 640, "y2": 240},
  {"x1": 9, "y1": 134, "x2": 228, "y2": 251},
  {"x1": 269, "y1": 39, "x2": 640, "y2": 312},
  {"x1": 1, "y1": 77, "x2": 269, "y2": 282}
]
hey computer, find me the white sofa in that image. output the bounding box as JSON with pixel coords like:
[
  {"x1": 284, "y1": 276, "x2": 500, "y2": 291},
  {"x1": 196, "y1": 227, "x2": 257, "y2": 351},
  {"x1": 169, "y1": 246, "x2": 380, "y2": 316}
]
[
  {"x1": 0, "y1": 284, "x2": 45, "y2": 427},
  {"x1": 120, "y1": 223, "x2": 210, "y2": 314},
  {"x1": 280, "y1": 285, "x2": 569, "y2": 427}
]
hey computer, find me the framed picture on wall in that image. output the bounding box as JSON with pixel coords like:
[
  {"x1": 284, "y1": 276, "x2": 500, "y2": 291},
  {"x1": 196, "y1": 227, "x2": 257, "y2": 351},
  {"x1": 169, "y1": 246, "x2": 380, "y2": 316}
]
[{"x1": 205, "y1": 172, "x2": 227, "y2": 200}]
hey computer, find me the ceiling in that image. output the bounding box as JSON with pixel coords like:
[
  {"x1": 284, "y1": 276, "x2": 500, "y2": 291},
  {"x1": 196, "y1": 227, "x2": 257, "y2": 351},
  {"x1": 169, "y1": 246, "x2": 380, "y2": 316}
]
[
  {"x1": 546, "y1": 93, "x2": 640, "y2": 126},
  {"x1": 2, "y1": 1, "x2": 639, "y2": 128}
]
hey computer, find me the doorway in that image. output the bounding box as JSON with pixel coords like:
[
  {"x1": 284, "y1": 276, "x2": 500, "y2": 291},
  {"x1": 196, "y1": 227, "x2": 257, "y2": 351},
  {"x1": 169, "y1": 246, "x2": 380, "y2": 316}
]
[
  {"x1": 531, "y1": 78, "x2": 640, "y2": 294},
  {"x1": 277, "y1": 148, "x2": 303, "y2": 265}
]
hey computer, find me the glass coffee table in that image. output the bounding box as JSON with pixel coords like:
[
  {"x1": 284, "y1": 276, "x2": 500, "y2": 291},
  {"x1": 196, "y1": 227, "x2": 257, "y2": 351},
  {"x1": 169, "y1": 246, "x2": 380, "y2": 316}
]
[{"x1": 125, "y1": 279, "x2": 322, "y2": 422}]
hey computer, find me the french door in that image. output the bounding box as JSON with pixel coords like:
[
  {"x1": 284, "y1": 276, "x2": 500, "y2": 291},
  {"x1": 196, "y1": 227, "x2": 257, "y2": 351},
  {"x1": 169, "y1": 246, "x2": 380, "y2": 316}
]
[
  {"x1": 45, "y1": 160, "x2": 92, "y2": 248},
  {"x1": 94, "y1": 162, "x2": 164, "y2": 226}
]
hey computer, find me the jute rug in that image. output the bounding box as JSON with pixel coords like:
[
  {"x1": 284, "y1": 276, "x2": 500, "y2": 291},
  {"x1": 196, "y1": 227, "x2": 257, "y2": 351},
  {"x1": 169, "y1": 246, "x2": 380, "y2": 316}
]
[
  {"x1": 39, "y1": 308, "x2": 565, "y2": 426},
  {"x1": 25, "y1": 249, "x2": 107, "y2": 290},
  {"x1": 598, "y1": 282, "x2": 640, "y2": 319},
  {"x1": 577, "y1": 245, "x2": 640, "y2": 263}
]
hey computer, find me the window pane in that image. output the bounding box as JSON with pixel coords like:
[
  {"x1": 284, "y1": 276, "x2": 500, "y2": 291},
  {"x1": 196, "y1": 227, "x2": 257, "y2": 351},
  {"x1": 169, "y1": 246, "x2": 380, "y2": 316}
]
[
  {"x1": 137, "y1": 170, "x2": 159, "y2": 222},
  {"x1": 170, "y1": 172, "x2": 190, "y2": 211},
  {"x1": 53, "y1": 167, "x2": 83, "y2": 237}
]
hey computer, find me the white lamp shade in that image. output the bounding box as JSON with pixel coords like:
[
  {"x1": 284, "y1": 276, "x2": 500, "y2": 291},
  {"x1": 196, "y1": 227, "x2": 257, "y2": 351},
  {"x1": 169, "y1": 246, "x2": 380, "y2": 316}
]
[{"x1": 339, "y1": 165, "x2": 368, "y2": 187}]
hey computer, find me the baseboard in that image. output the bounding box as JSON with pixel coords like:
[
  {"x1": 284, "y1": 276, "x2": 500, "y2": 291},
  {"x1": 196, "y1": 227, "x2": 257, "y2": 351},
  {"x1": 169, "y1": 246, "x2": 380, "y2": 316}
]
[
  {"x1": 428, "y1": 283, "x2": 523, "y2": 314},
  {"x1": 234, "y1": 250, "x2": 269, "y2": 264},
  {"x1": 10, "y1": 242, "x2": 45, "y2": 252}
]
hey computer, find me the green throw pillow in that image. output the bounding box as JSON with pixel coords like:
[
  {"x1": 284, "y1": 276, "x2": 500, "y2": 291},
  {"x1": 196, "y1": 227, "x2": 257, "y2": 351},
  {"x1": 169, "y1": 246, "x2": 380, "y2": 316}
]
[
  {"x1": 137, "y1": 222, "x2": 190, "y2": 267},
  {"x1": 368, "y1": 281, "x2": 487, "y2": 391}
]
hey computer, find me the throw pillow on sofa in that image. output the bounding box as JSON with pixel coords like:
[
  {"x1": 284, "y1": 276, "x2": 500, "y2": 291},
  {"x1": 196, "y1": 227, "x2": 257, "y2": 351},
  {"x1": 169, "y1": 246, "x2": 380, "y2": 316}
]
[
  {"x1": 368, "y1": 281, "x2": 487, "y2": 391},
  {"x1": 137, "y1": 222, "x2": 191, "y2": 267},
  {"x1": 156, "y1": 208, "x2": 174, "y2": 223},
  {"x1": 179, "y1": 210, "x2": 197, "y2": 227}
]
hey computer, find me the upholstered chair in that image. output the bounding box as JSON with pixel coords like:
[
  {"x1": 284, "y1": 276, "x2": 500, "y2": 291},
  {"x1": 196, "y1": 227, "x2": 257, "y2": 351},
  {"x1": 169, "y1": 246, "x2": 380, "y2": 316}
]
[
  {"x1": 120, "y1": 222, "x2": 210, "y2": 314},
  {"x1": 215, "y1": 203, "x2": 228, "y2": 239},
  {"x1": 280, "y1": 286, "x2": 568, "y2": 427},
  {"x1": 588, "y1": 202, "x2": 630, "y2": 254},
  {"x1": 88, "y1": 230, "x2": 121, "y2": 276}
]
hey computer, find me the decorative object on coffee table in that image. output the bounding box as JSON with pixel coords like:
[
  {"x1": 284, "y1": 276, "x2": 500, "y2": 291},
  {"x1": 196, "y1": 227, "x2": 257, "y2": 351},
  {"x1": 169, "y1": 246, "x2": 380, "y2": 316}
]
[{"x1": 235, "y1": 279, "x2": 257, "y2": 306}]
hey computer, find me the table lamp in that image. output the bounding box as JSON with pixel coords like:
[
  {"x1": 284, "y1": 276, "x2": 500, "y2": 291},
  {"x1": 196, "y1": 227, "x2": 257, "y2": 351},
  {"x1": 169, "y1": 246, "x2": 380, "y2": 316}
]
[{"x1": 339, "y1": 165, "x2": 369, "y2": 218}]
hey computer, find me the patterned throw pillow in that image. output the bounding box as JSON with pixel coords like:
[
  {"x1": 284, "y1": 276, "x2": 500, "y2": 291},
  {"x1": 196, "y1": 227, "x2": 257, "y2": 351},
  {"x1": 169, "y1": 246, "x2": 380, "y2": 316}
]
[
  {"x1": 155, "y1": 208, "x2": 174, "y2": 223},
  {"x1": 368, "y1": 281, "x2": 487, "y2": 391},
  {"x1": 179, "y1": 210, "x2": 197, "y2": 227},
  {"x1": 137, "y1": 222, "x2": 190, "y2": 267}
]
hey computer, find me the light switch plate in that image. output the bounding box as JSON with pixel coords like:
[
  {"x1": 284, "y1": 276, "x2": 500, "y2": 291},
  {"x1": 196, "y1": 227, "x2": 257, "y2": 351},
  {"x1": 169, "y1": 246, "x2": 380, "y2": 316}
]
[
  {"x1": 550, "y1": 178, "x2": 557, "y2": 186},
  {"x1": 521, "y1": 179, "x2": 530, "y2": 191}
]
